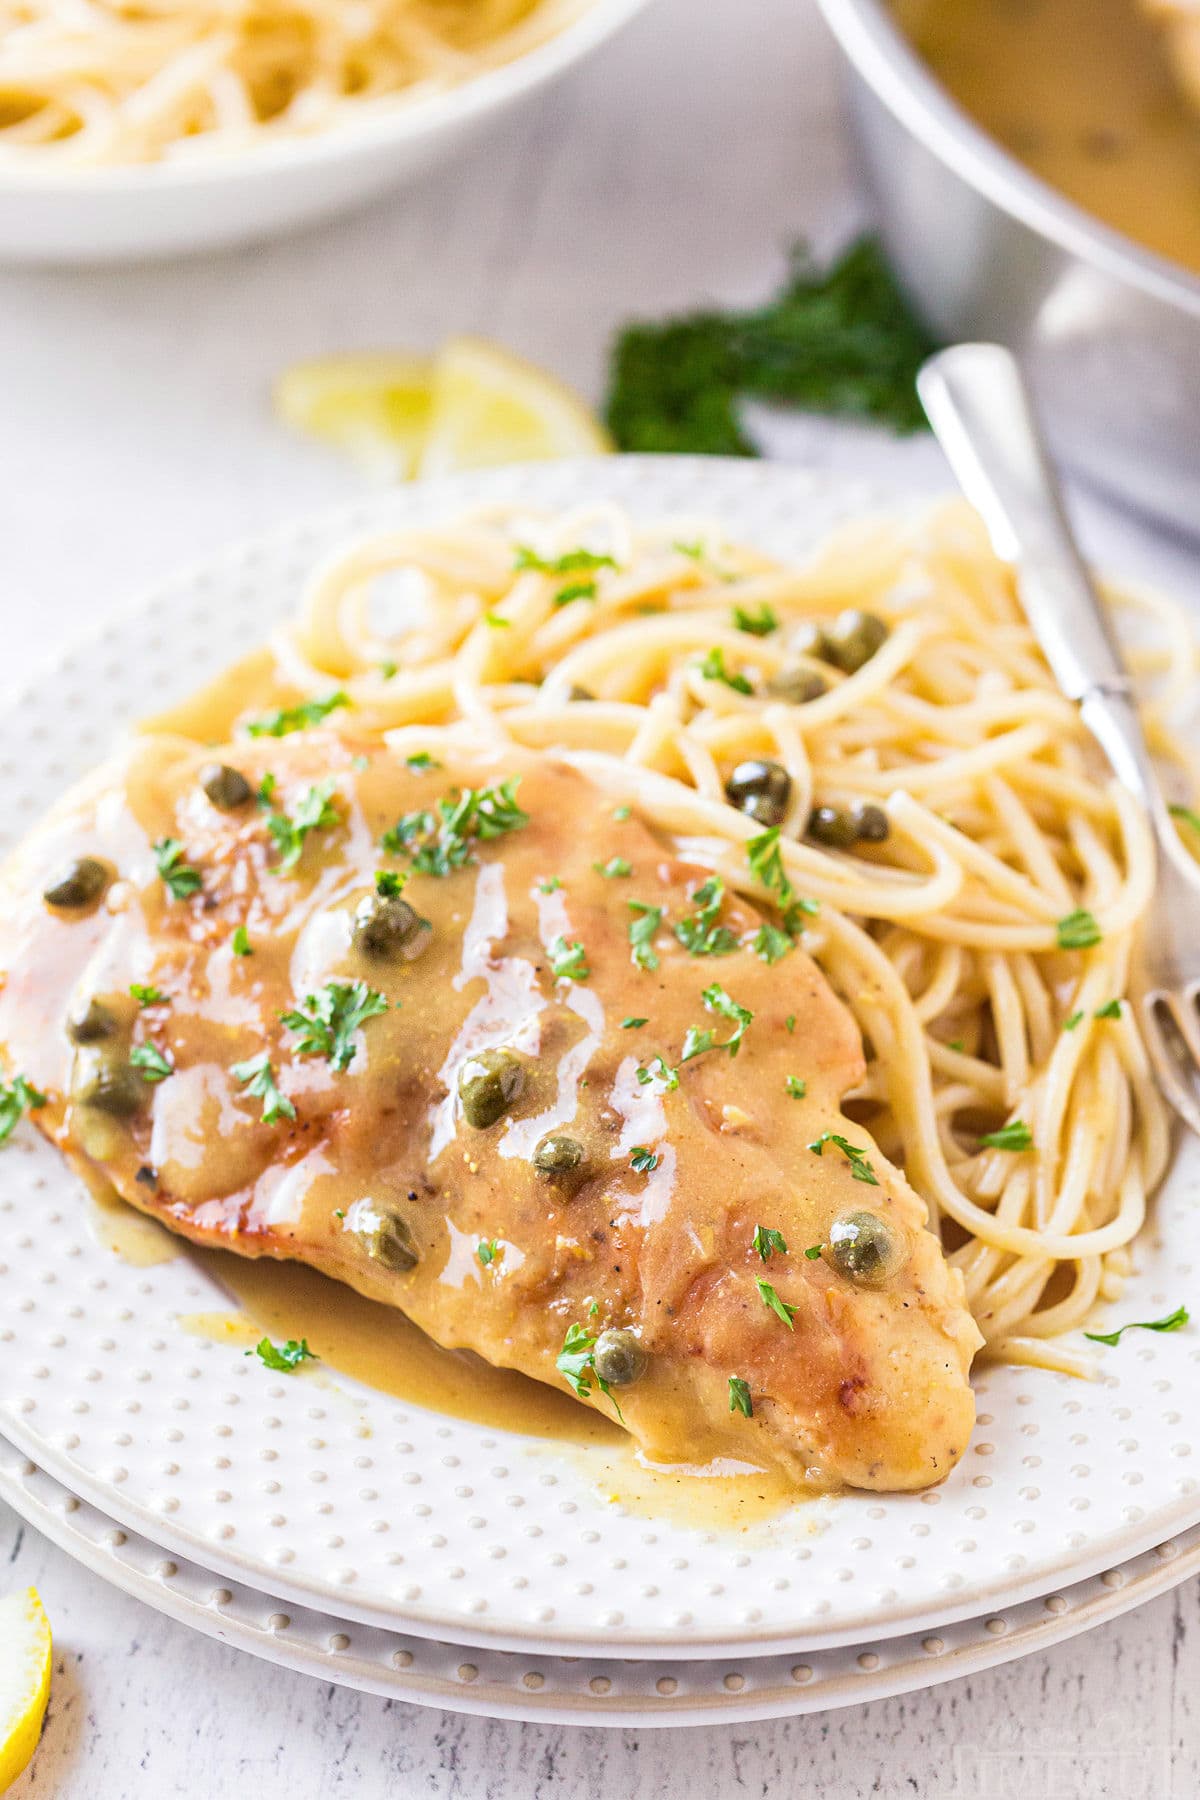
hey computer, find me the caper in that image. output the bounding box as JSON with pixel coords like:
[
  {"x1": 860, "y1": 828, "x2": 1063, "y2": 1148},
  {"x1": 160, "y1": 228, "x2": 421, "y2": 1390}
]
[
  {"x1": 724, "y1": 759, "x2": 792, "y2": 827},
  {"x1": 852, "y1": 801, "x2": 890, "y2": 843},
  {"x1": 592, "y1": 1327, "x2": 647, "y2": 1387},
  {"x1": 825, "y1": 1210, "x2": 906, "y2": 1286},
  {"x1": 71, "y1": 1050, "x2": 144, "y2": 1117},
  {"x1": 792, "y1": 620, "x2": 836, "y2": 664},
  {"x1": 765, "y1": 666, "x2": 827, "y2": 705},
  {"x1": 823, "y1": 609, "x2": 889, "y2": 674},
  {"x1": 200, "y1": 762, "x2": 253, "y2": 810},
  {"x1": 67, "y1": 997, "x2": 118, "y2": 1044},
  {"x1": 352, "y1": 891, "x2": 427, "y2": 960},
  {"x1": 458, "y1": 1047, "x2": 526, "y2": 1129},
  {"x1": 347, "y1": 1202, "x2": 417, "y2": 1272},
  {"x1": 532, "y1": 1132, "x2": 586, "y2": 1186},
  {"x1": 808, "y1": 805, "x2": 858, "y2": 849},
  {"x1": 43, "y1": 856, "x2": 110, "y2": 910}
]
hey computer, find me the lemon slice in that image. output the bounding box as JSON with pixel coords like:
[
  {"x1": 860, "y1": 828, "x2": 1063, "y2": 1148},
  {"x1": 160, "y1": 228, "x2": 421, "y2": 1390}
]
[
  {"x1": 0, "y1": 1588, "x2": 52, "y2": 1794},
  {"x1": 415, "y1": 336, "x2": 612, "y2": 477},
  {"x1": 274, "y1": 352, "x2": 435, "y2": 482}
]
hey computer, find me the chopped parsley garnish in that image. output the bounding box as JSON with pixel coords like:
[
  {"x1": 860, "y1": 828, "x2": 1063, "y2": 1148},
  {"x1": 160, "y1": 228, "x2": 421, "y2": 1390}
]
[
  {"x1": 131, "y1": 1043, "x2": 173, "y2": 1084},
  {"x1": 483, "y1": 610, "x2": 510, "y2": 629},
  {"x1": 756, "y1": 1277, "x2": 796, "y2": 1330},
  {"x1": 232, "y1": 924, "x2": 253, "y2": 957},
  {"x1": 382, "y1": 777, "x2": 528, "y2": 875},
  {"x1": 379, "y1": 660, "x2": 398, "y2": 680},
  {"x1": 263, "y1": 778, "x2": 340, "y2": 873},
  {"x1": 804, "y1": 1243, "x2": 824, "y2": 1260},
  {"x1": 636, "y1": 1055, "x2": 679, "y2": 1092},
  {"x1": 594, "y1": 857, "x2": 632, "y2": 879},
  {"x1": 1095, "y1": 999, "x2": 1122, "y2": 1020},
  {"x1": 697, "y1": 646, "x2": 753, "y2": 694},
  {"x1": 674, "y1": 876, "x2": 738, "y2": 957},
  {"x1": 281, "y1": 980, "x2": 388, "y2": 1072},
  {"x1": 1084, "y1": 1305, "x2": 1189, "y2": 1347},
  {"x1": 979, "y1": 1120, "x2": 1034, "y2": 1152},
  {"x1": 515, "y1": 545, "x2": 617, "y2": 577},
  {"x1": 604, "y1": 236, "x2": 933, "y2": 456},
  {"x1": 406, "y1": 751, "x2": 439, "y2": 771},
  {"x1": 1169, "y1": 803, "x2": 1200, "y2": 836},
  {"x1": 786, "y1": 1076, "x2": 807, "y2": 1099},
  {"x1": 621, "y1": 1016, "x2": 648, "y2": 1029},
  {"x1": 375, "y1": 869, "x2": 407, "y2": 898},
  {"x1": 751, "y1": 922, "x2": 795, "y2": 965},
  {"x1": 785, "y1": 1014, "x2": 796, "y2": 1033},
  {"x1": 753, "y1": 1224, "x2": 787, "y2": 1261},
  {"x1": 153, "y1": 837, "x2": 202, "y2": 900},
  {"x1": 251, "y1": 1337, "x2": 317, "y2": 1372},
  {"x1": 554, "y1": 581, "x2": 597, "y2": 607},
  {"x1": 728, "y1": 1375, "x2": 753, "y2": 1418},
  {"x1": 732, "y1": 603, "x2": 778, "y2": 637},
  {"x1": 630, "y1": 1146, "x2": 659, "y2": 1173},
  {"x1": 0, "y1": 1074, "x2": 46, "y2": 1145},
  {"x1": 130, "y1": 984, "x2": 167, "y2": 1006},
  {"x1": 674, "y1": 539, "x2": 706, "y2": 560},
  {"x1": 680, "y1": 983, "x2": 753, "y2": 1063},
  {"x1": 746, "y1": 826, "x2": 793, "y2": 905},
  {"x1": 628, "y1": 900, "x2": 665, "y2": 971},
  {"x1": 246, "y1": 690, "x2": 349, "y2": 738},
  {"x1": 549, "y1": 936, "x2": 589, "y2": 982},
  {"x1": 808, "y1": 1130, "x2": 879, "y2": 1185},
  {"x1": 1057, "y1": 909, "x2": 1102, "y2": 951},
  {"x1": 612, "y1": 804, "x2": 631, "y2": 822},
  {"x1": 1063, "y1": 1011, "x2": 1084, "y2": 1031},
  {"x1": 231, "y1": 1052, "x2": 296, "y2": 1124},
  {"x1": 538, "y1": 876, "x2": 562, "y2": 894},
  {"x1": 556, "y1": 1322, "x2": 623, "y2": 1421},
  {"x1": 477, "y1": 1239, "x2": 500, "y2": 1268}
]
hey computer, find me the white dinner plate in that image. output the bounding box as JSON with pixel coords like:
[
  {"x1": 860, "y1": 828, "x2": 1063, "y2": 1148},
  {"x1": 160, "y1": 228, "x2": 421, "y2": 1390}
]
[
  {"x1": 1, "y1": 458, "x2": 1198, "y2": 1659},
  {"x1": 4, "y1": 1435, "x2": 1198, "y2": 1727}
]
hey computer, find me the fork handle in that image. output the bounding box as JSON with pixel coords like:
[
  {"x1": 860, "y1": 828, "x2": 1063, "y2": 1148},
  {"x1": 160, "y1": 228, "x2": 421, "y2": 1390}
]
[{"x1": 917, "y1": 343, "x2": 1172, "y2": 838}]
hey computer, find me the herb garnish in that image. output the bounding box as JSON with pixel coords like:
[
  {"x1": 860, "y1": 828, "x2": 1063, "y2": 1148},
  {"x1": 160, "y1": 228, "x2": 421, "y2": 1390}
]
[
  {"x1": 808, "y1": 1130, "x2": 879, "y2": 1185},
  {"x1": 804, "y1": 1243, "x2": 824, "y2": 1260},
  {"x1": 756, "y1": 1277, "x2": 796, "y2": 1330},
  {"x1": 753, "y1": 1224, "x2": 787, "y2": 1261},
  {"x1": 628, "y1": 900, "x2": 665, "y2": 971},
  {"x1": 697, "y1": 646, "x2": 753, "y2": 695},
  {"x1": 406, "y1": 751, "x2": 440, "y2": 771},
  {"x1": 605, "y1": 237, "x2": 933, "y2": 455},
  {"x1": 538, "y1": 876, "x2": 562, "y2": 894},
  {"x1": 630, "y1": 1146, "x2": 659, "y2": 1174},
  {"x1": 1063, "y1": 1011, "x2": 1083, "y2": 1031},
  {"x1": 786, "y1": 1076, "x2": 807, "y2": 1099},
  {"x1": 153, "y1": 837, "x2": 202, "y2": 900},
  {"x1": 281, "y1": 980, "x2": 388, "y2": 1072},
  {"x1": 621, "y1": 1016, "x2": 648, "y2": 1029},
  {"x1": 231, "y1": 1052, "x2": 296, "y2": 1124},
  {"x1": 594, "y1": 857, "x2": 632, "y2": 879},
  {"x1": 246, "y1": 691, "x2": 349, "y2": 738},
  {"x1": 612, "y1": 804, "x2": 631, "y2": 822},
  {"x1": 262, "y1": 778, "x2": 340, "y2": 872},
  {"x1": 680, "y1": 983, "x2": 753, "y2": 1062},
  {"x1": 477, "y1": 1239, "x2": 500, "y2": 1268},
  {"x1": 549, "y1": 937, "x2": 589, "y2": 982},
  {"x1": 751, "y1": 922, "x2": 795, "y2": 965},
  {"x1": 1169, "y1": 803, "x2": 1200, "y2": 836},
  {"x1": 732, "y1": 603, "x2": 778, "y2": 637},
  {"x1": 1084, "y1": 1305, "x2": 1189, "y2": 1347},
  {"x1": 0, "y1": 1074, "x2": 46, "y2": 1145},
  {"x1": 232, "y1": 924, "x2": 253, "y2": 957},
  {"x1": 554, "y1": 581, "x2": 597, "y2": 607},
  {"x1": 382, "y1": 777, "x2": 527, "y2": 874},
  {"x1": 515, "y1": 545, "x2": 618, "y2": 577},
  {"x1": 379, "y1": 660, "x2": 398, "y2": 680},
  {"x1": 635, "y1": 1055, "x2": 679, "y2": 1092},
  {"x1": 1057, "y1": 909, "x2": 1102, "y2": 951},
  {"x1": 785, "y1": 1014, "x2": 796, "y2": 1033},
  {"x1": 674, "y1": 876, "x2": 738, "y2": 957},
  {"x1": 979, "y1": 1121, "x2": 1034, "y2": 1152},
  {"x1": 130, "y1": 984, "x2": 167, "y2": 1006},
  {"x1": 1095, "y1": 999, "x2": 1122, "y2": 1020},
  {"x1": 131, "y1": 1043, "x2": 173, "y2": 1084},
  {"x1": 556, "y1": 1322, "x2": 623, "y2": 1421},
  {"x1": 728, "y1": 1375, "x2": 753, "y2": 1418},
  {"x1": 375, "y1": 870, "x2": 407, "y2": 898},
  {"x1": 251, "y1": 1337, "x2": 317, "y2": 1372},
  {"x1": 746, "y1": 826, "x2": 793, "y2": 905}
]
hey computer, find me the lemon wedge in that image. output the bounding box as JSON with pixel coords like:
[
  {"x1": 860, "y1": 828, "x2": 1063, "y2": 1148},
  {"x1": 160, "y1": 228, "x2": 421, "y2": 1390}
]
[
  {"x1": 274, "y1": 352, "x2": 436, "y2": 482},
  {"x1": 417, "y1": 336, "x2": 612, "y2": 476},
  {"x1": 0, "y1": 1588, "x2": 52, "y2": 1794}
]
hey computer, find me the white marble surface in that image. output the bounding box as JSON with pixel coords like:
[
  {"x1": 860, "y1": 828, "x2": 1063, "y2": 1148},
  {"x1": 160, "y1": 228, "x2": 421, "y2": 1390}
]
[{"x1": 2, "y1": 0, "x2": 1200, "y2": 1793}]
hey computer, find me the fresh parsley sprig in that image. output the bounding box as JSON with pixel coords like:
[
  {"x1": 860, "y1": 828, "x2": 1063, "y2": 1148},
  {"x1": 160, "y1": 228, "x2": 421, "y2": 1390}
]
[
  {"x1": 261, "y1": 777, "x2": 341, "y2": 873},
  {"x1": 232, "y1": 1052, "x2": 296, "y2": 1124},
  {"x1": 753, "y1": 1224, "x2": 787, "y2": 1261},
  {"x1": 0, "y1": 1074, "x2": 46, "y2": 1145},
  {"x1": 1084, "y1": 1305, "x2": 1188, "y2": 1347},
  {"x1": 556, "y1": 1322, "x2": 624, "y2": 1421},
  {"x1": 756, "y1": 1277, "x2": 796, "y2": 1330},
  {"x1": 131, "y1": 1043, "x2": 173, "y2": 1084},
  {"x1": 628, "y1": 900, "x2": 665, "y2": 971},
  {"x1": 246, "y1": 691, "x2": 349, "y2": 738},
  {"x1": 250, "y1": 1337, "x2": 317, "y2": 1371},
  {"x1": 673, "y1": 876, "x2": 738, "y2": 958},
  {"x1": 281, "y1": 980, "x2": 388, "y2": 1073},
  {"x1": 382, "y1": 777, "x2": 528, "y2": 875},
  {"x1": 808, "y1": 1130, "x2": 879, "y2": 1185},
  {"x1": 153, "y1": 837, "x2": 202, "y2": 901}
]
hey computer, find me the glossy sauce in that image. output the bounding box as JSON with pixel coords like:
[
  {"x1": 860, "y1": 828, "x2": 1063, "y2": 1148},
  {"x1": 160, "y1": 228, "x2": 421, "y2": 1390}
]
[{"x1": 893, "y1": 0, "x2": 1200, "y2": 275}]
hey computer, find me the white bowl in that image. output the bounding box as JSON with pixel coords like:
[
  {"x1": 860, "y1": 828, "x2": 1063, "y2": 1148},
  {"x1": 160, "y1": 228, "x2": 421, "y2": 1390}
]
[{"x1": 0, "y1": 0, "x2": 654, "y2": 265}]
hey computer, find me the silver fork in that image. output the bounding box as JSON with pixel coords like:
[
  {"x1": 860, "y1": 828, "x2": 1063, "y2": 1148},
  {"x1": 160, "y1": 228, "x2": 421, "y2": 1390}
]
[{"x1": 917, "y1": 341, "x2": 1200, "y2": 1137}]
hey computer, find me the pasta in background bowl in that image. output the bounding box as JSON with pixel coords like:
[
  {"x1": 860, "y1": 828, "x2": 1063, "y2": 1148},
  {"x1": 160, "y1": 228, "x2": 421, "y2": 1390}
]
[{"x1": 0, "y1": 0, "x2": 654, "y2": 262}]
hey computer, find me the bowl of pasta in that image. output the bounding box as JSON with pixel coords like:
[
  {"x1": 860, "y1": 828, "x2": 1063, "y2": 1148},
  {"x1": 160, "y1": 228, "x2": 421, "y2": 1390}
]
[{"x1": 0, "y1": 0, "x2": 653, "y2": 263}]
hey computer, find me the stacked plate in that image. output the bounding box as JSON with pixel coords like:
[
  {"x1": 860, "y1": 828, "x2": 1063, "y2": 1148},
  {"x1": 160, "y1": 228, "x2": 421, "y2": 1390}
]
[{"x1": 3, "y1": 459, "x2": 1199, "y2": 1726}]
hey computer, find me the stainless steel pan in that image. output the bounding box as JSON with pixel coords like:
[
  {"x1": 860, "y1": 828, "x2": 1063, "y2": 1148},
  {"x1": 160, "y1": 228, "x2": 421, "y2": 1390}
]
[{"x1": 816, "y1": 0, "x2": 1200, "y2": 535}]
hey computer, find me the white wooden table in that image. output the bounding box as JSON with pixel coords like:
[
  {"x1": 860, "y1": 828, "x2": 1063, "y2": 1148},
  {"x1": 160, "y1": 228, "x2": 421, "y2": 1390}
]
[{"x1": 3, "y1": 0, "x2": 1200, "y2": 1792}]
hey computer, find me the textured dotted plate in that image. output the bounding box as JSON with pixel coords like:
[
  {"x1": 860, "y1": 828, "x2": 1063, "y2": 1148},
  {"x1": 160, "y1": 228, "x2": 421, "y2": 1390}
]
[
  {"x1": 1, "y1": 459, "x2": 1199, "y2": 1659},
  {"x1": 5, "y1": 1436, "x2": 1199, "y2": 1727}
]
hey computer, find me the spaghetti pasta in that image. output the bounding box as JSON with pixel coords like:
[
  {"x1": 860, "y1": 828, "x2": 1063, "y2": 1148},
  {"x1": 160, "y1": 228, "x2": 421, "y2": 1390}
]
[
  {"x1": 0, "y1": 0, "x2": 570, "y2": 166},
  {"x1": 258, "y1": 495, "x2": 1196, "y2": 1375}
]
